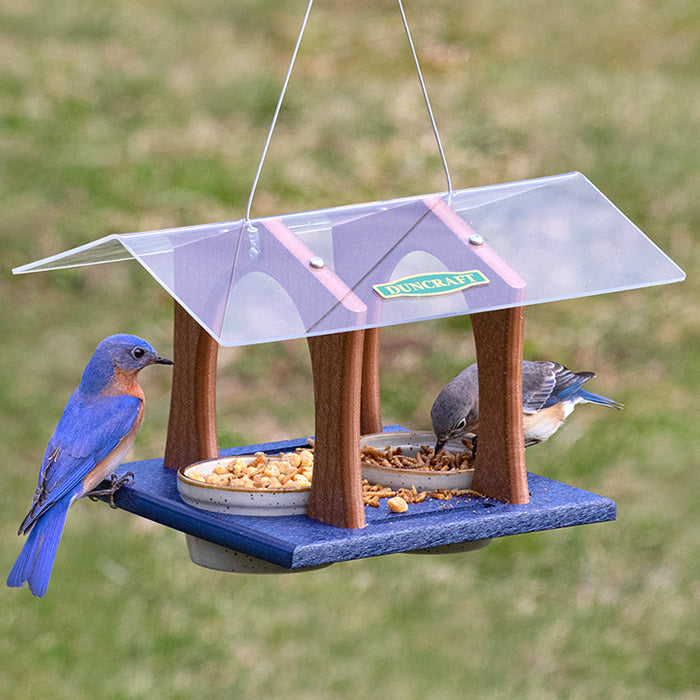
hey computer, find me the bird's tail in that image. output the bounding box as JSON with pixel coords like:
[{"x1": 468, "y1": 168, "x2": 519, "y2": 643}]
[
  {"x1": 7, "y1": 501, "x2": 70, "y2": 597},
  {"x1": 578, "y1": 389, "x2": 624, "y2": 410}
]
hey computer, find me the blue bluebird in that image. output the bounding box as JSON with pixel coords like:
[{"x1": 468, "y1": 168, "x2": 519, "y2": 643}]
[
  {"x1": 7, "y1": 334, "x2": 172, "y2": 597},
  {"x1": 431, "y1": 360, "x2": 623, "y2": 455}
]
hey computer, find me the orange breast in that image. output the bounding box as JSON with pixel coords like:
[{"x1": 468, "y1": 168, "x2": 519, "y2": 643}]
[{"x1": 106, "y1": 368, "x2": 145, "y2": 401}]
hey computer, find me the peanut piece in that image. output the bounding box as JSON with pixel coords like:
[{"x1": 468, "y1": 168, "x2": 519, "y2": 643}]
[{"x1": 387, "y1": 496, "x2": 408, "y2": 513}]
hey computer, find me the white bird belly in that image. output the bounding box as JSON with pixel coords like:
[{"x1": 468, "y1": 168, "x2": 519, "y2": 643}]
[{"x1": 522, "y1": 403, "x2": 569, "y2": 444}]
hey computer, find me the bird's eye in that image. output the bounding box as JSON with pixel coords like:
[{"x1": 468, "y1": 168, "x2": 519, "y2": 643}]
[
  {"x1": 131, "y1": 347, "x2": 145, "y2": 359},
  {"x1": 455, "y1": 417, "x2": 467, "y2": 431}
]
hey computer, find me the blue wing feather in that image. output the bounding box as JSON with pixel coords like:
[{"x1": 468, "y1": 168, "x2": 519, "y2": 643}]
[
  {"x1": 19, "y1": 391, "x2": 142, "y2": 533},
  {"x1": 522, "y1": 361, "x2": 596, "y2": 411}
]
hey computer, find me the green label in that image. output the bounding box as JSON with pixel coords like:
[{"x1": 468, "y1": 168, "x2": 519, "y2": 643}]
[{"x1": 373, "y1": 270, "x2": 490, "y2": 299}]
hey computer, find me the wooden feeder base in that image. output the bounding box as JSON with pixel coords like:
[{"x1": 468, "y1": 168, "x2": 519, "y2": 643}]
[{"x1": 96, "y1": 428, "x2": 616, "y2": 572}]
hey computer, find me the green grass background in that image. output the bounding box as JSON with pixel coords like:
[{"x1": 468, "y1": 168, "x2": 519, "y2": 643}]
[{"x1": 1, "y1": 0, "x2": 697, "y2": 697}]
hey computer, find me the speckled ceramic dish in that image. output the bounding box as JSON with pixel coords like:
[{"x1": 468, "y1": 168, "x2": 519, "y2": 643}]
[
  {"x1": 185, "y1": 535, "x2": 330, "y2": 573},
  {"x1": 177, "y1": 455, "x2": 310, "y2": 516},
  {"x1": 360, "y1": 431, "x2": 474, "y2": 491}
]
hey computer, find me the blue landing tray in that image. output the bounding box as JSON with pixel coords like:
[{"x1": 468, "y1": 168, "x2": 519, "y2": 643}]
[{"x1": 105, "y1": 431, "x2": 616, "y2": 568}]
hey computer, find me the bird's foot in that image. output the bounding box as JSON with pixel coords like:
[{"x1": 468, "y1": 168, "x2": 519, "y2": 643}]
[{"x1": 87, "y1": 471, "x2": 134, "y2": 508}]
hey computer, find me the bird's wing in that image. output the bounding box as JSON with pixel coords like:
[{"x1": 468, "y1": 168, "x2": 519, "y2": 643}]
[
  {"x1": 543, "y1": 365, "x2": 595, "y2": 407},
  {"x1": 521, "y1": 362, "x2": 558, "y2": 413},
  {"x1": 19, "y1": 392, "x2": 142, "y2": 533}
]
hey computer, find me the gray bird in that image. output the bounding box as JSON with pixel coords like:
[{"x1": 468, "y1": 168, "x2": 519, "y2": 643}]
[{"x1": 431, "y1": 361, "x2": 623, "y2": 454}]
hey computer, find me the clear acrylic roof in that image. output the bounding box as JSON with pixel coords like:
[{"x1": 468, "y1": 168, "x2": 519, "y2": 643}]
[{"x1": 13, "y1": 172, "x2": 685, "y2": 347}]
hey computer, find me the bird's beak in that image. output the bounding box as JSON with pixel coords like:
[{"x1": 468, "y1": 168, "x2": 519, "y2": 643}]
[
  {"x1": 434, "y1": 438, "x2": 446, "y2": 456},
  {"x1": 155, "y1": 356, "x2": 174, "y2": 365}
]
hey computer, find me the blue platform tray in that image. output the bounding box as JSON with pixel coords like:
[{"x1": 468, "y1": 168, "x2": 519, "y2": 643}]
[{"x1": 105, "y1": 430, "x2": 616, "y2": 569}]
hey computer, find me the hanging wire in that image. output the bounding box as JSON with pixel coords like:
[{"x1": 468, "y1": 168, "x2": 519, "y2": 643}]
[
  {"x1": 396, "y1": 0, "x2": 453, "y2": 203},
  {"x1": 244, "y1": 0, "x2": 315, "y2": 242},
  {"x1": 244, "y1": 0, "x2": 454, "y2": 246}
]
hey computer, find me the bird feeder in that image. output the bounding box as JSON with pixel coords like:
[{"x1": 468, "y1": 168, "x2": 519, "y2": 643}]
[
  {"x1": 11, "y1": 3, "x2": 685, "y2": 572},
  {"x1": 13, "y1": 172, "x2": 685, "y2": 571}
]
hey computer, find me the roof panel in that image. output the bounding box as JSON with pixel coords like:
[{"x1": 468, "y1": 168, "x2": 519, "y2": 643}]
[{"x1": 13, "y1": 172, "x2": 685, "y2": 346}]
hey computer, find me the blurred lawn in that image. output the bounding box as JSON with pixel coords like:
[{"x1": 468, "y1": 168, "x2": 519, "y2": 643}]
[{"x1": 1, "y1": 0, "x2": 698, "y2": 697}]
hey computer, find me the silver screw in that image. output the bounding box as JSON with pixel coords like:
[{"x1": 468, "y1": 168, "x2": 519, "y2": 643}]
[
  {"x1": 469, "y1": 233, "x2": 484, "y2": 246},
  {"x1": 309, "y1": 256, "x2": 325, "y2": 269}
]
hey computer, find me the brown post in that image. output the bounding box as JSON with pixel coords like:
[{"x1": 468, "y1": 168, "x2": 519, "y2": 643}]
[
  {"x1": 164, "y1": 301, "x2": 220, "y2": 469},
  {"x1": 469, "y1": 306, "x2": 529, "y2": 504},
  {"x1": 360, "y1": 327, "x2": 383, "y2": 435},
  {"x1": 306, "y1": 330, "x2": 366, "y2": 528}
]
